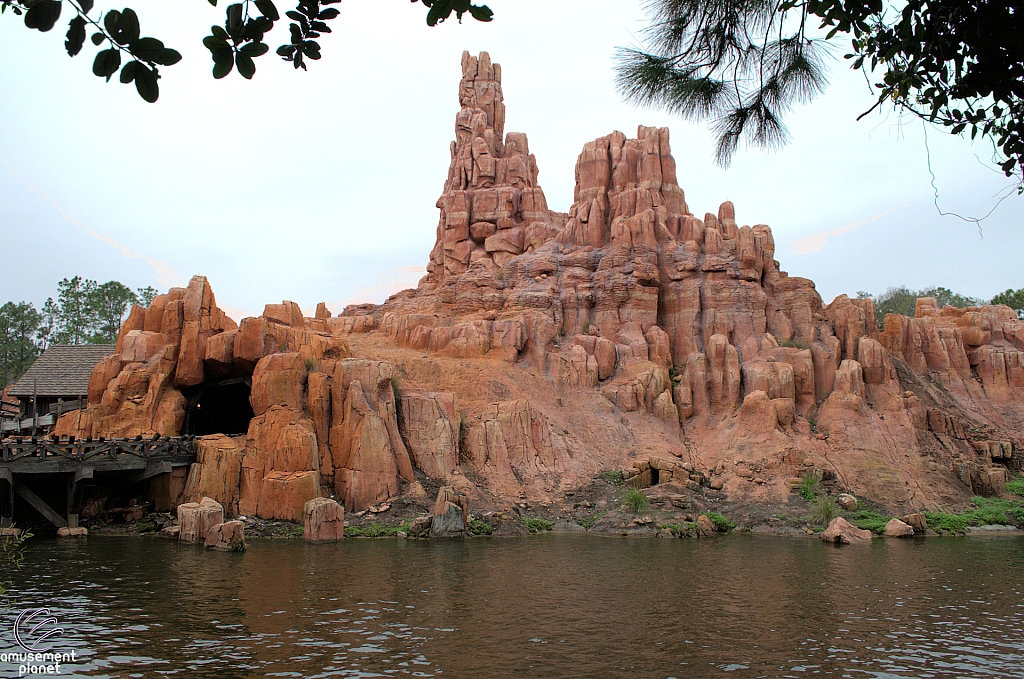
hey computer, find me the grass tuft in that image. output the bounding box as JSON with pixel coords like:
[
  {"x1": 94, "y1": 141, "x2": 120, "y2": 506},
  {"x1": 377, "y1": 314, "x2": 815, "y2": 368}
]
[
  {"x1": 798, "y1": 475, "x2": 821, "y2": 502},
  {"x1": 578, "y1": 511, "x2": 609, "y2": 531},
  {"x1": 521, "y1": 517, "x2": 554, "y2": 533},
  {"x1": 469, "y1": 520, "x2": 493, "y2": 536},
  {"x1": 344, "y1": 521, "x2": 410, "y2": 538},
  {"x1": 811, "y1": 496, "x2": 839, "y2": 527},
  {"x1": 622, "y1": 488, "x2": 650, "y2": 513},
  {"x1": 599, "y1": 470, "x2": 625, "y2": 486}
]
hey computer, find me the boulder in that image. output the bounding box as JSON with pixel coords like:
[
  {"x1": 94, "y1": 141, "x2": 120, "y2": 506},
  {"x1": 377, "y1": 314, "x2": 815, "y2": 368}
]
[
  {"x1": 408, "y1": 515, "x2": 431, "y2": 537},
  {"x1": 303, "y1": 497, "x2": 345, "y2": 542},
  {"x1": 258, "y1": 471, "x2": 319, "y2": 522},
  {"x1": 696, "y1": 514, "x2": 716, "y2": 536},
  {"x1": 205, "y1": 520, "x2": 245, "y2": 550},
  {"x1": 901, "y1": 512, "x2": 927, "y2": 534},
  {"x1": 836, "y1": 493, "x2": 858, "y2": 511},
  {"x1": 430, "y1": 486, "x2": 468, "y2": 538},
  {"x1": 884, "y1": 518, "x2": 915, "y2": 538},
  {"x1": 178, "y1": 497, "x2": 224, "y2": 543},
  {"x1": 821, "y1": 517, "x2": 872, "y2": 544}
]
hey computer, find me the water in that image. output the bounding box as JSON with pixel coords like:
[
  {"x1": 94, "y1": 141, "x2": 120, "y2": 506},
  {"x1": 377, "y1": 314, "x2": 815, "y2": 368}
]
[{"x1": 2, "y1": 533, "x2": 1024, "y2": 678}]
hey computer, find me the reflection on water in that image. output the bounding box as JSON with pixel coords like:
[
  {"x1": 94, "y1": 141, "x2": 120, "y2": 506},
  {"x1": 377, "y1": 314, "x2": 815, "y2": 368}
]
[{"x1": 2, "y1": 534, "x2": 1023, "y2": 678}]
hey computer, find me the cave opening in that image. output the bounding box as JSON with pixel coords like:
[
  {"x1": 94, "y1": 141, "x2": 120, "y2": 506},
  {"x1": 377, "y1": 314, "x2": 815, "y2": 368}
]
[
  {"x1": 650, "y1": 468, "x2": 660, "y2": 486},
  {"x1": 183, "y1": 379, "x2": 254, "y2": 437}
]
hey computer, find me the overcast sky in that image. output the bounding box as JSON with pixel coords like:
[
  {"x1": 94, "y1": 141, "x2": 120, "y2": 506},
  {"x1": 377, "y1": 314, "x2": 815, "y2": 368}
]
[{"x1": 1, "y1": 0, "x2": 1020, "y2": 320}]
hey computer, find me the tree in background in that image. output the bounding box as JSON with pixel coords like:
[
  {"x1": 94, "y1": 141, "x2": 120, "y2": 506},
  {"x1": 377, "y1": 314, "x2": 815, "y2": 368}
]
[
  {"x1": 0, "y1": 302, "x2": 42, "y2": 388},
  {"x1": 863, "y1": 285, "x2": 985, "y2": 327},
  {"x1": 89, "y1": 280, "x2": 138, "y2": 342},
  {"x1": 617, "y1": 0, "x2": 1023, "y2": 187},
  {"x1": 1, "y1": 278, "x2": 160, "y2": 387},
  {"x1": 991, "y1": 288, "x2": 1024, "y2": 319},
  {"x1": 4, "y1": 0, "x2": 491, "y2": 102}
]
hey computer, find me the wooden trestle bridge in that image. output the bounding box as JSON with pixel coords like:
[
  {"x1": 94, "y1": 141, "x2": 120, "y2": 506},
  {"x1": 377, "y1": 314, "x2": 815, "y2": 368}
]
[{"x1": 0, "y1": 435, "x2": 196, "y2": 529}]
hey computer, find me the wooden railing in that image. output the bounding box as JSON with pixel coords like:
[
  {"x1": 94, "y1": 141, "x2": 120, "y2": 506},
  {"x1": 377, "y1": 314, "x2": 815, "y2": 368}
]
[{"x1": 1, "y1": 435, "x2": 196, "y2": 464}]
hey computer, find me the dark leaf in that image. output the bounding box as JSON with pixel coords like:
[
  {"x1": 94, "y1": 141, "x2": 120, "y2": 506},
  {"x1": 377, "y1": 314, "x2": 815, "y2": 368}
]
[
  {"x1": 276, "y1": 44, "x2": 296, "y2": 56},
  {"x1": 91, "y1": 32, "x2": 105, "y2": 45},
  {"x1": 153, "y1": 48, "x2": 182, "y2": 66},
  {"x1": 285, "y1": 10, "x2": 304, "y2": 21},
  {"x1": 318, "y1": 7, "x2": 339, "y2": 19},
  {"x1": 119, "y1": 59, "x2": 137, "y2": 83},
  {"x1": 310, "y1": 20, "x2": 330, "y2": 32},
  {"x1": 65, "y1": 15, "x2": 87, "y2": 56},
  {"x1": 235, "y1": 52, "x2": 255, "y2": 79},
  {"x1": 203, "y1": 35, "x2": 229, "y2": 50},
  {"x1": 468, "y1": 4, "x2": 492, "y2": 22},
  {"x1": 208, "y1": 0, "x2": 217, "y2": 5},
  {"x1": 129, "y1": 36, "x2": 164, "y2": 62},
  {"x1": 226, "y1": 3, "x2": 243, "y2": 35},
  {"x1": 213, "y1": 57, "x2": 233, "y2": 78},
  {"x1": 239, "y1": 42, "x2": 269, "y2": 57},
  {"x1": 107, "y1": 7, "x2": 140, "y2": 45},
  {"x1": 24, "y1": 0, "x2": 62, "y2": 32},
  {"x1": 211, "y1": 25, "x2": 229, "y2": 40},
  {"x1": 134, "y1": 62, "x2": 159, "y2": 102},
  {"x1": 80, "y1": 0, "x2": 94, "y2": 13},
  {"x1": 92, "y1": 48, "x2": 121, "y2": 80},
  {"x1": 426, "y1": 1, "x2": 451, "y2": 26},
  {"x1": 254, "y1": 0, "x2": 279, "y2": 20}
]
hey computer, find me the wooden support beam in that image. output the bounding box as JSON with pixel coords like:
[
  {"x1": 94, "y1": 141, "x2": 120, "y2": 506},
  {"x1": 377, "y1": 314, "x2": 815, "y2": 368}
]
[
  {"x1": 124, "y1": 461, "x2": 173, "y2": 485},
  {"x1": 13, "y1": 480, "x2": 66, "y2": 528},
  {"x1": 74, "y1": 467, "x2": 94, "y2": 483},
  {"x1": 0, "y1": 468, "x2": 10, "y2": 482}
]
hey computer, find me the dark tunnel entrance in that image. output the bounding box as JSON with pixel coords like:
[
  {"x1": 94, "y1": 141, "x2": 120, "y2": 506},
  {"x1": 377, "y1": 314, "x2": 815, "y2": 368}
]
[{"x1": 183, "y1": 378, "x2": 254, "y2": 436}]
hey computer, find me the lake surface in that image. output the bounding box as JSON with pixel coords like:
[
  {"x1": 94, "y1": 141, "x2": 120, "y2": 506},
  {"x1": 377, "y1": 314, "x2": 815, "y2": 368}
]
[{"x1": 2, "y1": 533, "x2": 1024, "y2": 678}]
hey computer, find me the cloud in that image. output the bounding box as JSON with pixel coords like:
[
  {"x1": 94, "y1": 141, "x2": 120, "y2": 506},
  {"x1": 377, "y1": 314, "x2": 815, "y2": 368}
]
[
  {"x1": 1, "y1": 153, "x2": 184, "y2": 290},
  {"x1": 323, "y1": 265, "x2": 427, "y2": 315},
  {"x1": 787, "y1": 202, "x2": 915, "y2": 255}
]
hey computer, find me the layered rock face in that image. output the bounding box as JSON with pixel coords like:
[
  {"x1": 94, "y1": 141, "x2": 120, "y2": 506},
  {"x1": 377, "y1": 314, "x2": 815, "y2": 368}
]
[{"x1": 59, "y1": 51, "x2": 1023, "y2": 520}]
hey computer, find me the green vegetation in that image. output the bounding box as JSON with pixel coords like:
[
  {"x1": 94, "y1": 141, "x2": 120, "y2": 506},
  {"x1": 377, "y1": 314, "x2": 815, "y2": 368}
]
[
  {"x1": 846, "y1": 509, "x2": 893, "y2": 535},
  {"x1": 622, "y1": 488, "x2": 651, "y2": 513},
  {"x1": 1, "y1": 526, "x2": 32, "y2": 604},
  {"x1": 811, "y1": 496, "x2": 838, "y2": 527},
  {"x1": 991, "y1": 289, "x2": 1024, "y2": 319},
  {"x1": 390, "y1": 375, "x2": 401, "y2": 398},
  {"x1": 582, "y1": 320, "x2": 590, "y2": 334},
  {"x1": 1005, "y1": 477, "x2": 1024, "y2": 496},
  {"x1": 344, "y1": 520, "x2": 411, "y2": 538},
  {"x1": 779, "y1": 338, "x2": 809, "y2": 350},
  {"x1": 578, "y1": 511, "x2": 609, "y2": 531},
  {"x1": 599, "y1": 470, "x2": 624, "y2": 486},
  {"x1": 798, "y1": 476, "x2": 822, "y2": 502},
  {"x1": 305, "y1": 358, "x2": 321, "y2": 373},
  {"x1": 521, "y1": 517, "x2": 553, "y2": 534},
  {"x1": 924, "y1": 497, "x2": 1024, "y2": 533},
  {"x1": 2, "y1": 277, "x2": 158, "y2": 388},
  {"x1": 468, "y1": 520, "x2": 493, "y2": 536},
  {"x1": 704, "y1": 512, "x2": 735, "y2": 532},
  {"x1": 861, "y1": 286, "x2": 982, "y2": 328}
]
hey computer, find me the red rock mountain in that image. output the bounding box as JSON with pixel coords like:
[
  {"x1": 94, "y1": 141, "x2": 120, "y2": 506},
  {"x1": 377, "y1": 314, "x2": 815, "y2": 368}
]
[{"x1": 57, "y1": 52, "x2": 1023, "y2": 519}]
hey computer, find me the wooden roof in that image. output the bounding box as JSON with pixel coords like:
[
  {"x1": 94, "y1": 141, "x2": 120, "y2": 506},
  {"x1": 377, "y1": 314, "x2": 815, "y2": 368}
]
[{"x1": 7, "y1": 344, "x2": 115, "y2": 398}]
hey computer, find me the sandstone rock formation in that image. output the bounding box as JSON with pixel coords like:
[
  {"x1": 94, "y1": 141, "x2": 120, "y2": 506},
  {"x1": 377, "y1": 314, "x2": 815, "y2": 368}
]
[
  {"x1": 821, "y1": 517, "x2": 872, "y2": 544},
  {"x1": 56, "y1": 51, "x2": 1023, "y2": 526},
  {"x1": 178, "y1": 497, "x2": 224, "y2": 543},
  {"x1": 205, "y1": 520, "x2": 245, "y2": 550},
  {"x1": 430, "y1": 486, "x2": 469, "y2": 538},
  {"x1": 883, "y1": 518, "x2": 915, "y2": 537},
  {"x1": 304, "y1": 497, "x2": 345, "y2": 542}
]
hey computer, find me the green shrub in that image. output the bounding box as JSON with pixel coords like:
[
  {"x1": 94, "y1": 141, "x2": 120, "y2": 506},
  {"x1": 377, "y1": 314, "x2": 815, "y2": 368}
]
[
  {"x1": 705, "y1": 512, "x2": 735, "y2": 532},
  {"x1": 578, "y1": 511, "x2": 609, "y2": 530},
  {"x1": 925, "y1": 512, "x2": 971, "y2": 533},
  {"x1": 304, "y1": 358, "x2": 320, "y2": 372},
  {"x1": 344, "y1": 521, "x2": 410, "y2": 538},
  {"x1": 846, "y1": 509, "x2": 893, "y2": 535},
  {"x1": 811, "y1": 496, "x2": 838, "y2": 527},
  {"x1": 798, "y1": 475, "x2": 821, "y2": 502},
  {"x1": 469, "y1": 520, "x2": 493, "y2": 536},
  {"x1": 599, "y1": 470, "x2": 624, "y2": 486},
  {"x1": 622, "y1": 488, "x2": 650, "y2": 513},
  {"x1": 582, "y1": 320, "x2": 590, "y2": 334},
  {"x1": 521, "y1": 517, "x2": 554, "y2": 533},
  {"x1": 1006, "y1": 477, "x2": 1024, "y2": 496},
  {"x1": 779, "y1": 338, "x2": 809, "y2": 350}
]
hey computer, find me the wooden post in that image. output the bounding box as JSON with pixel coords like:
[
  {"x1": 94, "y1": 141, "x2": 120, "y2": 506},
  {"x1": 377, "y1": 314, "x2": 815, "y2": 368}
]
[
  {"x1": 0, "y1": 469, "x2": 12, "y2": 528},
  {"x1": 32, "y1": 378, "x2": 38, "y2": 436}
]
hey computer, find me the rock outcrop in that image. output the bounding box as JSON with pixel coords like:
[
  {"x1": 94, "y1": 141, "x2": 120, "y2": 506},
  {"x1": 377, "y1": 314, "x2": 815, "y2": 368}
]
[
  {"x1": 303, "y1": 497, "x2": 345, "y2": 542},
  {"x1": 56, "y1": 51, "x2": 1023, "y2": 526},
  {"x1": 821, "y1": 517, "x2": 872, "y2": 544}
]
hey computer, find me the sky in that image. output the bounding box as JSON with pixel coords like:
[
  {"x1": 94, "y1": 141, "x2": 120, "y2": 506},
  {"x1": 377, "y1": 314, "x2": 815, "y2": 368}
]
[{"x1": 1, "y1": 0, "x2": 1020, "y2": 321}]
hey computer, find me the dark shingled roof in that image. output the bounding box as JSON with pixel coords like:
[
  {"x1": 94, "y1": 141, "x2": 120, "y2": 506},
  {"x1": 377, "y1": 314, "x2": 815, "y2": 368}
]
[{"x1": 7, "y1": 344, "x2": 115, "y2": 398}]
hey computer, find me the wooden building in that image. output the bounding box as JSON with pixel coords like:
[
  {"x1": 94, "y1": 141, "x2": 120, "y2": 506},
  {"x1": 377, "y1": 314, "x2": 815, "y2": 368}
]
[{"x1": 3, "y1": 344, "x2": 114, "y2": 434}]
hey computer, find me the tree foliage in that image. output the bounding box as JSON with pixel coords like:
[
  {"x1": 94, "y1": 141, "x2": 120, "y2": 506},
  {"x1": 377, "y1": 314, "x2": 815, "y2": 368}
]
[
  {"x1": 990, "y1": 288, "x2": 1024, "y2": 319},
  {"x1": 863, "y1": 284, "x2": 982, "y2": 326},
  {"x1": 617, "y1": 0, "x2": 1023, "y2": 186},
  {"x1": 0, "y1": 277, "x2": 157, "y2": 388},
  {"x1": 3, "y1": 0, "x2": 492, "y2": 101},
  {"x1": 0, "y1": 302, "x2": 42, "y2": 389}
]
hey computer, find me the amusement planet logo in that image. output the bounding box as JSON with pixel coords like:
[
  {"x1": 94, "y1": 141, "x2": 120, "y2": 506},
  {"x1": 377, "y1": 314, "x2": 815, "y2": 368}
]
[{"x1": 2, "y1": 608, "x2": 76, "y2": 676}]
